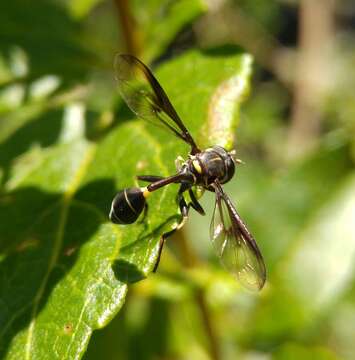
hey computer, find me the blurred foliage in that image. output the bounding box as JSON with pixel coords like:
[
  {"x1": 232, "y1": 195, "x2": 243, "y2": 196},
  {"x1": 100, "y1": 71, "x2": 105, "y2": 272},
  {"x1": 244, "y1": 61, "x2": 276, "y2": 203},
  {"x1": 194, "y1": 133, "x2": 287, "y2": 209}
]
[
  {"x1": 0, "y1": 0, "x2": 355, "y2": 359},
  {"x1": 132, "y1": 0, "x2": 207, "y2": 61}
]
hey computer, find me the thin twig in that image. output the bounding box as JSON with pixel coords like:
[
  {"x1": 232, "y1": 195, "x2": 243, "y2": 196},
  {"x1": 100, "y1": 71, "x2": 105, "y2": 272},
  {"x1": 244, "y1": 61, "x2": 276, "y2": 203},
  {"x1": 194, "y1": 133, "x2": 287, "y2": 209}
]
[
  {"x1": 113, "y1": 0, "x2": 140, "y2": 56},
  {"x1": 173, "y1": 228, "x2": 221, "y2": 360},
  {"x1": 287, "y1": 0, "x2": 336, "y2": 158}
]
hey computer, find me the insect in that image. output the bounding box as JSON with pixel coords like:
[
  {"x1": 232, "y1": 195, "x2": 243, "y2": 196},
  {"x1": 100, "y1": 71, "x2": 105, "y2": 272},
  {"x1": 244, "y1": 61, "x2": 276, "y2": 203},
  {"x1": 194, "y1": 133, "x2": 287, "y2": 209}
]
[{"x1": 110, "y1": 54, "x2": 266, "y2": 291}]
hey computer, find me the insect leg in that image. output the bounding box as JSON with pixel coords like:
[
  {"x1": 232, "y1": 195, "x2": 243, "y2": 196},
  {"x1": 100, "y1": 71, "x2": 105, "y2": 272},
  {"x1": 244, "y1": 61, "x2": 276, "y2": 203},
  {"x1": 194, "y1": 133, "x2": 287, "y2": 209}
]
[
  {"x1": 137, "y1": 175, "x2": 165, "y2": 183},
  {"x1": 177, "y1": 183, "x2": 191, "y2": 218},
  {"x1": 188, "y1": 188, "x2": 205, "y2": 215},
  {"x1": 138, "y1": 202, "x2": 149, "y2": 224},
  {"x1": 153, "y1": 228, "x2": 175, "y2": 272},
  {"x1": 153, "y1": 183, "x2": 191, "y2": 272}
]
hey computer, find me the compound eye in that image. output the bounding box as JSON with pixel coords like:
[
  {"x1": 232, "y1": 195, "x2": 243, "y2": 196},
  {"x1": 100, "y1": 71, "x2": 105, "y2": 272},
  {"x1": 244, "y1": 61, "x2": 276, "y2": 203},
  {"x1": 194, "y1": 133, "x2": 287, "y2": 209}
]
[
  {"x1": 219, "y1": 156, "x2": 235, "y2": 184},
  {"x1": 110, "y1": 188, "x2": 146, "y2": 224}
]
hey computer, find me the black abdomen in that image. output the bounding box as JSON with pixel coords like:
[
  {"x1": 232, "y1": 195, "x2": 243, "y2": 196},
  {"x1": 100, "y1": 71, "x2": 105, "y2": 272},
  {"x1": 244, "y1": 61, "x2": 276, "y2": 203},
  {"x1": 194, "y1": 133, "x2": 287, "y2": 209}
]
[{"x1": 109, "y1": 187, "x2": 146, "y2": 224}]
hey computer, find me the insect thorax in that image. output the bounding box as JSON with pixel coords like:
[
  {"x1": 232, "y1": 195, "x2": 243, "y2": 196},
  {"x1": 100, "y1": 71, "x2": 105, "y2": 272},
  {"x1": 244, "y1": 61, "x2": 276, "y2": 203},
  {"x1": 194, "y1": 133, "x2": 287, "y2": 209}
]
[{"x1": 189, "y1": 146, "x2": 235, "y2": 186}]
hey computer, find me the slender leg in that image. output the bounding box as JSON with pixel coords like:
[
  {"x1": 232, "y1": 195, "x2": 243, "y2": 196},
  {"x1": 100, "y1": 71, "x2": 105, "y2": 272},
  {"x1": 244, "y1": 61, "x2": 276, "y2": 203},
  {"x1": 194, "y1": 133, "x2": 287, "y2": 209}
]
[
  {"x1": 147, "y1": 173, "x2": 187, "y2": 192},
  {"x1": 177, "y1": 183, "x2": 190, "y2": 217},
  {"x1": 153, "y1": 183, "x2": 190, "y2": 272},
  {"x1": 153, "y1": 228, "x2": 175, "y2": 272},
  {"x1": 189, "y1": 188, "x2": 205, "y2": 215},
  {"x1": 138, "y1": 203, "x2": 149, "y2": 224},
  {"x1": 137, "y1": 175, "x2": 165, "y2": 183}
]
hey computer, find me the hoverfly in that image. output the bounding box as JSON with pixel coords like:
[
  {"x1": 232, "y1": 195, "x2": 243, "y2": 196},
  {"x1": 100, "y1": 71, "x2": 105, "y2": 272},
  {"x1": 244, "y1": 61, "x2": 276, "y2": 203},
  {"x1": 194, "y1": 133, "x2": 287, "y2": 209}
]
[{"x1": 110, "y1": 54, "x2": 266, "y2": 291}]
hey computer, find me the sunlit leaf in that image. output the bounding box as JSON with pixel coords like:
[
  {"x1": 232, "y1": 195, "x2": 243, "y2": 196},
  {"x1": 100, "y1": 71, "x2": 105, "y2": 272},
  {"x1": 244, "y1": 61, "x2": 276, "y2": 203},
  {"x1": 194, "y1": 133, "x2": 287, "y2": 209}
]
[{"x1": 0, "y1": 48, "x2": 252, "y2": 359}]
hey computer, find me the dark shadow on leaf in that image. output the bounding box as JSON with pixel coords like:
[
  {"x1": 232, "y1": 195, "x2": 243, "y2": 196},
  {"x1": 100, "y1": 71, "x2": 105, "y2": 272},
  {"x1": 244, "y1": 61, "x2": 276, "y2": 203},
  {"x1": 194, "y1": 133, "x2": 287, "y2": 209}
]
[
  {"x1": 0, "y1": 179, "x2": 114, "y2": 356},
  {"x1": 118, "y1": 215, "x2": 180, "y2": 253},
  {"x1": 84, "y1": 110, "x2": 103, "y2": 141},
  {"x1": 0, "y1": 177, "x2": 178, "y2": 356},
  {"x1": 112, "y1": 259, "x2": 146, "y2": 284},
  {"x1": 89, "y1": 98, "x2": 137, "y2": 142},
  {"x1": 84, "y1": 108, "x2": 132, "y2": 143},
  {"x1": 113, "y1": 98, "x2": 139, "y2": 124},
  {"x1": 0, "y1": 109, "x2": 63, "y2": 187},
  {"x1": 106, "y1": 101, "x2": 135, "y2": 138},
  {"x1": 0, "y1": 186, "x2": 60, "y2": 252},
  {"x1": 75, "y1": 178, "x2": 117, "y2": 217},
  {"x1": 151, "y1": 23, "x2": 197, "y2": 68},
  {"x1": 113, "y1": 214, "x2": 180, "y2": 284}
]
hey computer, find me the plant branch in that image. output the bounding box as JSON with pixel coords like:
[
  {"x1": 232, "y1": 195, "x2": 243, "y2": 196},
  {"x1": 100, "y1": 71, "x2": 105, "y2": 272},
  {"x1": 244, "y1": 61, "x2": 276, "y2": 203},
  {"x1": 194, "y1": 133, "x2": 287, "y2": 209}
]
[
  {"x1": 113, "y1": 0, "x2": 140, "y2": 56},
  {"x1": 287, "y1": 0, "x2": 336, "y2": 158},
  {"x1": 173, "y1": 228, "x2": 221, "y2": 360}
]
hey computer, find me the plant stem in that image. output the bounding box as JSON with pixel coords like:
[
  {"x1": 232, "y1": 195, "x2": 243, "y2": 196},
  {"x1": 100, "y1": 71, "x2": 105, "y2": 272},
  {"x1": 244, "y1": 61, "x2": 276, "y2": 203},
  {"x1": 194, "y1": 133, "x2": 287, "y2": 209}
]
[
  {"x1": 113, "y1": 0, "x2": 140, "y2": 56},
  {"x1": 174, "y1": 228, "x2": 221, "y2": 360},
  {"x1": 195, "y1": 291, "x2": 220, "y2": 360},
  {"x1": 287, "y1": 0, "x2": 336, "y2": 158}
]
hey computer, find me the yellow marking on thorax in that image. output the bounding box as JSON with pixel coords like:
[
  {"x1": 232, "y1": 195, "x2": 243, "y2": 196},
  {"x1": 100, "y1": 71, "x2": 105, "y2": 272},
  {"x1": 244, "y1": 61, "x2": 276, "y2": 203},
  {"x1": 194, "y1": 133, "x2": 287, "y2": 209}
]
[{"x1": 192, "y1": 159, "x2": 202, "y2": 174}]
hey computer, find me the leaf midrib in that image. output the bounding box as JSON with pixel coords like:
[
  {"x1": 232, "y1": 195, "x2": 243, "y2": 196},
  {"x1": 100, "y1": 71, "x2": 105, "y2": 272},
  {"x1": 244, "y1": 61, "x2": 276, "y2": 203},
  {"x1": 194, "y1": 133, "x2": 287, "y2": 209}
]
[
  {"x1": 22, "y1": 120, "x2": 175, "y2": 358},
  {"x1": 24, "y1": 145, "x2": 96, "y2": 360}
]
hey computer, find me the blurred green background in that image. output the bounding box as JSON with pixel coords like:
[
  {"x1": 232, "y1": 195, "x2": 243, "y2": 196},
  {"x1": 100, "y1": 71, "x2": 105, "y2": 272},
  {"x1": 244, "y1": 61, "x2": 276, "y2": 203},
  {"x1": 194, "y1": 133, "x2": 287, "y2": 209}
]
[{"x1": 1, "y1": 0, "x2": 355, "y2": 359}]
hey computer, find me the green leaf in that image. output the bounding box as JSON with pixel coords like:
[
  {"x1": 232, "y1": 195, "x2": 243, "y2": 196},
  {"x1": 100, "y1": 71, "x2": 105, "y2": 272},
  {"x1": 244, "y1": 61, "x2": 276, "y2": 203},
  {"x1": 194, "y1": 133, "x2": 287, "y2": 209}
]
[
  {"x1": 67, "y1": 0, "x2": 105, "y2": 19},
  {"x1": 273, "y1": 342, "x2": 338, "y2": 360},
  {"x1": 133, "y1": 0, "x2": 207, "y2": 61},
  {"x1": 0, "y1": 47, "x2": 253, "y2": 359},
  {"x1": 200, "y1": 49, "x2": 253, "y2": 150},
  {"x1": 0, "y1": 87, "x2": 88, "y2": 191},
  {"x1": 243, "y1": 171, "x2": 355, "y2": 346},
  {"x1": 0, "y1": 0, "x2": 94, "y2": 83},
  {"x1": 280, "y1": 171, "x2": 355, "y2": 313}
]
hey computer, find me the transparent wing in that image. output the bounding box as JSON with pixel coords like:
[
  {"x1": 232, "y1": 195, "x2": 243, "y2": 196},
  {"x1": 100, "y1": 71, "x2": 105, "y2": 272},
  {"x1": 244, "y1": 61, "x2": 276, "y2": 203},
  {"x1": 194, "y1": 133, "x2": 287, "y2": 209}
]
[
  {"x1": 210, "y1": 185, "x2": 266, "y2": 291},
  {"x1": 114, "y1": 54, "x2": 199, "y2": 153}
]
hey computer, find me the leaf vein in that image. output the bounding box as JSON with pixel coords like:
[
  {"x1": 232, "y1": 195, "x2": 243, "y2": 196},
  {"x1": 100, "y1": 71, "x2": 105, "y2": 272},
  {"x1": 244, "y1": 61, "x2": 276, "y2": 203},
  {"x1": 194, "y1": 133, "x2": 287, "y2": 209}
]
[{"x1": 24, "y1": 145, "x2": 96, "y2": 359}]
